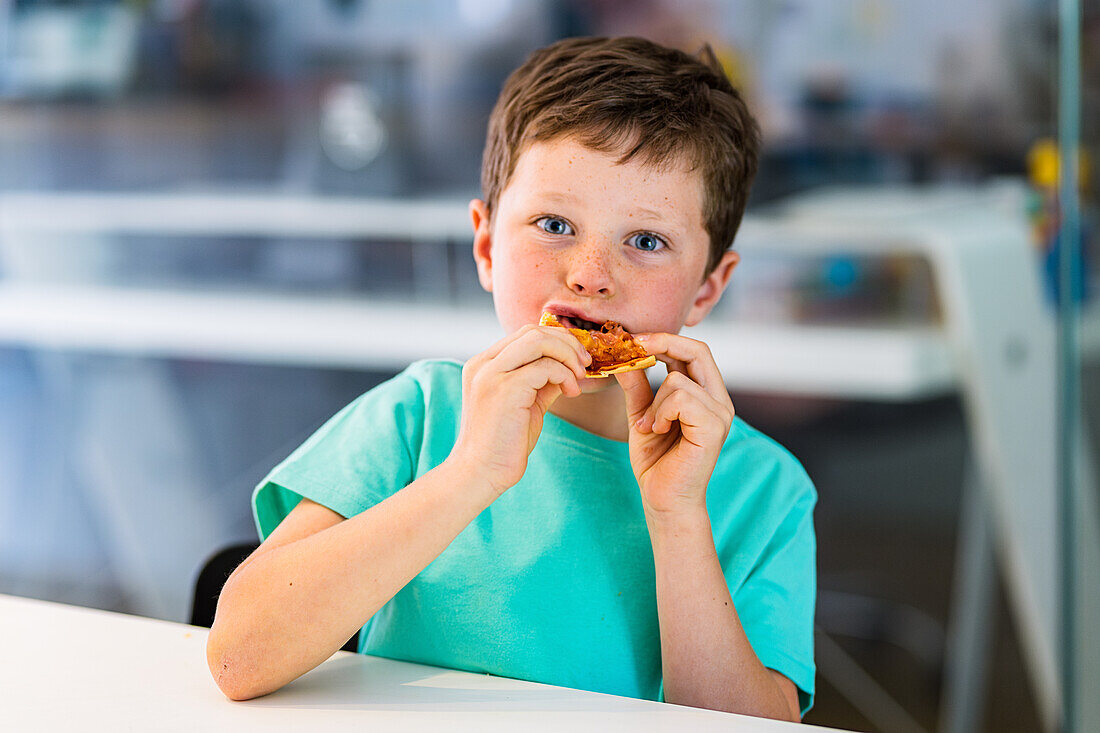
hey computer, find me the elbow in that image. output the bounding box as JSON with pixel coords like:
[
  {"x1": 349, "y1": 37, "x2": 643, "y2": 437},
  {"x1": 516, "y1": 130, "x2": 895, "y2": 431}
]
[
  {"x1": 207, "y1": 631, "x2": 270, "y2": 701},
  {"x1": 215, "y1": 678, "x2": 260, "y2": 702},
  {"x1": 222, "y1": 684, "x2": 264, "y2": 702},
  {"x1": 771, "y1": 698, "x2": 802, "y2": 723},
  {"x1": 205, "y1": 575, "x2": 279, "y2": 701}
]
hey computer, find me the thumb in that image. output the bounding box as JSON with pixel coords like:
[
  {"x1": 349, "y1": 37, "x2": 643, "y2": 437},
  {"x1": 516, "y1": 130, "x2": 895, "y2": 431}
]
[{"x1": 615, "y1": 369, "x2": 654, "y2": 423}]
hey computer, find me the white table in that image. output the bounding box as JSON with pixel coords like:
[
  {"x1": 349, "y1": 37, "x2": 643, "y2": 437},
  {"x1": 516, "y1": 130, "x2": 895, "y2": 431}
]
[{"x1": 0, "y1": 593, "x2": 836, "y2": 732}]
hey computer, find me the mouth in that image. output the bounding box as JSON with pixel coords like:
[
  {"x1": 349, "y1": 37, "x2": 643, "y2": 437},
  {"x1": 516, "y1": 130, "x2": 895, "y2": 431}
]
[
  {"x1": 543, "y1": 307, "x2": 606, "y2": 332},
  {"x1": 557, "y1": 315, "x2": 604, "y2": 331}
]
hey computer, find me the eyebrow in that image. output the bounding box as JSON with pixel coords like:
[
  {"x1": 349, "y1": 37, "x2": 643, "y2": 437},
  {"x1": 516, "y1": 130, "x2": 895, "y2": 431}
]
[
  {"x1": 536, "y1": 193, "x2": 684, "y2": 231},
  {"x1": 632, "y1": 206, "x2": 666, "y2": 222},
  {"x1": 537, "y1": 192, "x2": 582, "y2": 206}
]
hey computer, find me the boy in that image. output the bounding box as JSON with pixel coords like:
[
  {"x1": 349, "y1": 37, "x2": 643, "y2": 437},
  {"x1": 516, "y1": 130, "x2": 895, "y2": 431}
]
[{"x1": 207, "y1": 36, "x2": 815, "y2": 722}]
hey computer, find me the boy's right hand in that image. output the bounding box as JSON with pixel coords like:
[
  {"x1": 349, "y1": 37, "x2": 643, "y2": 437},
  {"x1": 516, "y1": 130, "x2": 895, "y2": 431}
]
[{"x1": 451, "y1": 323, "x2": 591, "y2": 496}]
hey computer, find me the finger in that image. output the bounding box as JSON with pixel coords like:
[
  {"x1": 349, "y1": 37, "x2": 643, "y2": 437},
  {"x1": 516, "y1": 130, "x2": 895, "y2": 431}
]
[
  {"x1": 495, "y1": 327, "x2": 590, "y2": 381},
  {"x1": 614, "y1": 368, "x2": 654, "y2": 423},
  {"x1": 635, "y1": 333, "x2": 727, "y2": 403},
  {"x1": 516, "y1": 356, "x2": 581, "y2": 399},
  {"x1": 649, "y1": 386, "x2": 728, "y2": 444},
  {"x1": 535, "y1": 324, "x2": 594, "y2": 375},
  {"x1": 483, "y1": 323, "x2": 592, "y2": 372},
  {"x1": 654, "y1": 354, "x2": 690, "y2": 379},
  {"x1": 638, "y1": 371, "x2": 692, "y2": 431},
  {"x1": 541, "y1": 325, "x2": 595, "y2": 370},
  {"x1": 642, "y1": 371, "x2": 727, "y2": 434},
  {"x1": 534, "y1": 381, "x2": 565, "y2": 415}
]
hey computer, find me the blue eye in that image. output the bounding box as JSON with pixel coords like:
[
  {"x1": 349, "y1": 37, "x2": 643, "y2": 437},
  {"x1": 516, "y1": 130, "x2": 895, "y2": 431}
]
[
  {"x1": 629, "y1": 232, "x2": 666, "y2": 252},
  {"x1": 536, "y1": 217, "x2": 573, "y2": 236}
]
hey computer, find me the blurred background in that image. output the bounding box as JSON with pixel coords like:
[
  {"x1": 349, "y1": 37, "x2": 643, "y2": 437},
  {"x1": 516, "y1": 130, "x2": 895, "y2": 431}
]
[{"x1": 0, "y1": 1, "x2": 1096, "y2": 731}]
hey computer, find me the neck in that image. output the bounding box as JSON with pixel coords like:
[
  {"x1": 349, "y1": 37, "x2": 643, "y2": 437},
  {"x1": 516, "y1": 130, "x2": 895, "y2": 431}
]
[{"x1": 548, "y1": 381, "x2": 630, "y2": 442}]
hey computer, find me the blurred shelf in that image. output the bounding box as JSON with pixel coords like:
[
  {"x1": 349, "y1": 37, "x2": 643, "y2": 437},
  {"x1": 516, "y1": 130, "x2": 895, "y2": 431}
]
[
  {"x1": 0, "y1": 282, "x2": 953, "y2": 401},
  {"x1": 0, "y1": 191, "x2": 472, "y2": 240},
  {"x1": 3, "y1": 187, "x2": 1094, "y2": 402},
  {"x1": 688, "y1": 319, "x2": 953, "y2": 400}
]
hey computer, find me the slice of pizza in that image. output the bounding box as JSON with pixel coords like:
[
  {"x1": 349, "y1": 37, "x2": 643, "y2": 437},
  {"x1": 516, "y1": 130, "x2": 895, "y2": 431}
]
[{"x1": 540, "y1": 312, "x2": 657, "y2": 378}]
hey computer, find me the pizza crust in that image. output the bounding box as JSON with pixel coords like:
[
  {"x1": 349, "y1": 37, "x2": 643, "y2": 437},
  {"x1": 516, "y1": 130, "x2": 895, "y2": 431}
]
[
  {"x1": 539, "y1": 312, "x2": 656, "y2": 377},
  {"x1": 583, "y1": 354, "x2": 657, "y2": 378}
]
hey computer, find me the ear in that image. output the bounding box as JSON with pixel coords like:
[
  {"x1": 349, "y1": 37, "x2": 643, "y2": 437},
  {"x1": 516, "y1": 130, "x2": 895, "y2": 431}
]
[
  {"x1": 470, "y1": 198, "x2": 494, "y2": 292},
  {"x1": 685, "y1": 250, "x2": 739, "y2": 327}
]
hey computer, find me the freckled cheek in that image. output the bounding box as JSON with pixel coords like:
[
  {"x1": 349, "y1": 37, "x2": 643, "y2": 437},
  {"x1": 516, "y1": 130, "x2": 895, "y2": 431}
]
[
  {"x1": 633, "y1": 277, "x2": 697, "y2": 331},
  {"x1": 495, "y1": 253, "x2": 555, "y2": 327}
]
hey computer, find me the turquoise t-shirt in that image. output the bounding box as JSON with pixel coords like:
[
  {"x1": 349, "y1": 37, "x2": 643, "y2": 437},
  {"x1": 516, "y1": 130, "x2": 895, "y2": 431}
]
[{"x1": 254, "y1": 359, "x2": 817, "y2": 714}]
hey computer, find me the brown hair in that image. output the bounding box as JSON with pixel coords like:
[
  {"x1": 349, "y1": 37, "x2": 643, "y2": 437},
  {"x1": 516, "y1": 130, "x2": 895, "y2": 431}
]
[{"x1": 481, "y1": 36, "x2": 761, "y2": 275}]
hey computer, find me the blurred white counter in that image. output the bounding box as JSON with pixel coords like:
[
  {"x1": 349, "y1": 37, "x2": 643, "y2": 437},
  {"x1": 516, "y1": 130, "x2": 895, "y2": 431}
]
[
  {"x1": 0, "y1": 190, "x2": 960, "y2": 400},
  {"x1": 0, "y1": 281, "x2": 954, "y2": 400}
]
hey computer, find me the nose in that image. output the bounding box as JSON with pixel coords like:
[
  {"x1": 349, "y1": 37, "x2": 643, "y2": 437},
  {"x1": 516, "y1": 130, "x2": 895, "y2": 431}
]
[{"x1": 565, "y1": 239, "x2": 615, "y2": 297}]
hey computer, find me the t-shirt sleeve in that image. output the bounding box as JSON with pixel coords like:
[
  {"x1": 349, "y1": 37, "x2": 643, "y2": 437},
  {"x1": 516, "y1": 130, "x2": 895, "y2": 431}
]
[
  {"x1": 730, "y1": 462, "x2": 817, "y2": 717},
  {"x1": 252, "y1": 369, "x2": 427, "y2": 540}
]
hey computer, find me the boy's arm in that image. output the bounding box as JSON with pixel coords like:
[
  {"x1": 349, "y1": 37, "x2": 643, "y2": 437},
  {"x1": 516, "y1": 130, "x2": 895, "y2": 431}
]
[
  {"x1": 615, "y1": 334, "x2": 802, "y2": 722},
  {"x1": 647, "y1": 508, "x2": 802, "y2": 721},
  {"x1": 207, "y1": 325, "x2": 590, "y2": 701},
  {"x1": 207, "y1": 460, "x2": 499, "y2": 701}
]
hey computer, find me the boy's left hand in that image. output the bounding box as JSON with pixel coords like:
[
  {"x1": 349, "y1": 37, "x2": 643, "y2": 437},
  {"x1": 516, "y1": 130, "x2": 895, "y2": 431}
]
[{"x1": 615, "y1": 333, "x2": 735, "y2": 519}]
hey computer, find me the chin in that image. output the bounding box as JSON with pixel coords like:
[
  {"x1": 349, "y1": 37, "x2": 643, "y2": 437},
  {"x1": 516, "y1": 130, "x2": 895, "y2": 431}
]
[{"x1": 578, "y1": 376, "x2": 617, "y2": 394}]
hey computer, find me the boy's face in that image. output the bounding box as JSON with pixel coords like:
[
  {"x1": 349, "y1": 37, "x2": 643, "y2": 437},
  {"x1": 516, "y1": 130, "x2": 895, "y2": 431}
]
[{"x1": 471, "y1": 135, "x2": 738, "y2": 345}]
